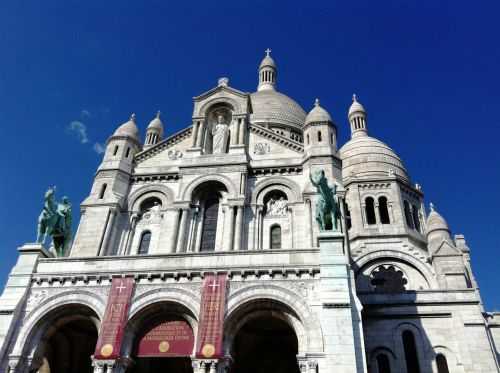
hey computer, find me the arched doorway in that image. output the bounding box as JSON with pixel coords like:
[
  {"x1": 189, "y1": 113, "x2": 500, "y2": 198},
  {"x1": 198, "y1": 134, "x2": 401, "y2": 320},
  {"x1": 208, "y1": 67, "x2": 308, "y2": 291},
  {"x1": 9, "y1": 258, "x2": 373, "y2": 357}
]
[
  {"x1": 27, "y1": 304, "x2": 99, "y2": 373},
  {"x1": 227, "y1": 300, "x2": 301, "y2": 373},
  {"x1": 126, "y1": 302, "x2": 196, "y2": 373}
]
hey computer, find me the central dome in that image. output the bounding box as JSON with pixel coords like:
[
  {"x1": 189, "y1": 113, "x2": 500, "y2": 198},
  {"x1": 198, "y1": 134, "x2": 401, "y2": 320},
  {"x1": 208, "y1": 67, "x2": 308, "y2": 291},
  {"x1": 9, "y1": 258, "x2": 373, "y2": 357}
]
[{"x1": 250, "y1": 90, "x2": 306, "y2": 130}]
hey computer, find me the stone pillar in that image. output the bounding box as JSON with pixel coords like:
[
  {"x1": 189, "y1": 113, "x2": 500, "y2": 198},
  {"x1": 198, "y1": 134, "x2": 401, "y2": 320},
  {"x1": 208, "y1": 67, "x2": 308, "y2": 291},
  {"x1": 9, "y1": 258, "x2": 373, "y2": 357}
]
[
  {"x1": 191, "y1": 359, "x2": 206, "y2": 373},
  {"x1": 176, "y1": 208, "x2": 189, "y2": 253},
  {"x1": 288, "y1": 206, "x2": 294, "y2": 249},
  {"x1": 168, "y1": 208, "x2": 181, "y2": 253},
  {"x1": 258, "y1": 206, "x2": 264, "y2": 250},
  {"x1": 238, "y1": 118, "x2": 246, "y2": 144},
  {"x1": 225, "y1": 206, "x2": 235, "y2": 251},
  {"x1": 192, "y1": 121, "x2": 200, "y2": 147},
  {"x1": 121, "y1": 213, "x2": 138, "y2": 255},
  {"x1": 318, "y1": 231, "x2": 367, "y2": 373},
  {"x1": 308, "y1": 359, "x2": 318, "y2": 373},
  {"x1": 92, "y1": 359, "x2": 105, "y2": 373},
  {"x1": 209, "y1": 360, "x2": 218, "y2": 373},
  {"x1": 234, "y1": 206, "x2": 244, "y2": 251},
  {"x1": 230, "y1": 119, "x2": 238, "y2": 146},
  {"x1": 196, "y1": 121, "x2": 206, "y2": 148},
  {"x1": 194, "y1": 205, "x2": 205, "y2": 252},
  {"x1": 99, "y1": 208, "x2": 117, "y2": 256},
  {"x1": 0, "y1": 246, "x2": 49, "y2": 365},
  {"x1": 297, "y1": 357, "x2": 308, "y2": 373},
  {"x1": 305, "y1": 199, "x2": 313, "y2": 248}
]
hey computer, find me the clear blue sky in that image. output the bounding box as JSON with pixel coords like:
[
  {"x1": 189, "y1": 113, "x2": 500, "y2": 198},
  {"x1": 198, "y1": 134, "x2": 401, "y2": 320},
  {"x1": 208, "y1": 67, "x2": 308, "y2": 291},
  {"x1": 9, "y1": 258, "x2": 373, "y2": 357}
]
[{"x1": 0, "y1": 1, "x2": 499, "y2": 309}]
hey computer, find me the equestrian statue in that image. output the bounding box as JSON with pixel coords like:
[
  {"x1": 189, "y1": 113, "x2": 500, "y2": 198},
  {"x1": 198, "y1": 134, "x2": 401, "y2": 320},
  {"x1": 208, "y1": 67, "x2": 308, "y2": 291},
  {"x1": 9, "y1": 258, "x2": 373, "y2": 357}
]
[
  {"x1": 310, "y1": 170, "x2": 341, "y2": 231},
  {"x1": 36, "y1": 186, "x2": 72, "y2": 257}
]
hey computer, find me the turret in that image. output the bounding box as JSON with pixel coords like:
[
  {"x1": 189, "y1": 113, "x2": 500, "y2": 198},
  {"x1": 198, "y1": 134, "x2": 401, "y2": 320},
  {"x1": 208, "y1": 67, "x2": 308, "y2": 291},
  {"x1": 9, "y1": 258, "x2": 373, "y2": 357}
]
[
  {"x1": 304, "y1": 98, "x2": 337, "y2": 155},
  {"x1": 348, "y1": 94, "x2": 367, "y2": 138},
  {"x1": 144, "y1": 111, "x2": 164, "y2": 148},
  {"x1": 426, "y1": 203, "x2": 452, "y2": 252},
  {"x1": 257, "y1": 48, "x2": 277, "y2": 91}
]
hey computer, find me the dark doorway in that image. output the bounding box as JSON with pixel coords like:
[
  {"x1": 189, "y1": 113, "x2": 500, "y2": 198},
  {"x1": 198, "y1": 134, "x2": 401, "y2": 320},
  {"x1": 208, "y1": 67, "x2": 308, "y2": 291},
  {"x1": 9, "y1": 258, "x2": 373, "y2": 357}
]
[
  {"x1": 231, "y1": 316, "x2": 300, "y2": 373},
  {"x1": 38, "y1": 318, "x2": 98, "y2": 373},
  {"x1": 130, "y1": 357, "x2": 192, "y2": 373},
  {"x1": 201, "y1": 195, "x2": 219, "y2": 251}
]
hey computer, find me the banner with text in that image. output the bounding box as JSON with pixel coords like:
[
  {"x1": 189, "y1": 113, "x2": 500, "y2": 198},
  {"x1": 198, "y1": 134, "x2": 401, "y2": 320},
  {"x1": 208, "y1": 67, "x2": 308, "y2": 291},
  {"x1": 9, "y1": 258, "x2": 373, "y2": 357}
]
[
  {"x1": 94, "y1": 277, "x2": 135, "y2": 359},
  {"x1": 137, "y1": 319, "x2": 194, "y2": 357},
  {"x1": 195, "y1": 273, "x2": 227, "y2": 359}
]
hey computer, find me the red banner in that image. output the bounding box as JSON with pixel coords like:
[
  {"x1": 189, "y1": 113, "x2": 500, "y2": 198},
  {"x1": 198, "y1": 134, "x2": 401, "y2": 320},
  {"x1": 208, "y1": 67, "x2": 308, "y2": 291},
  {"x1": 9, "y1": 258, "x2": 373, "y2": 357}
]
[
  {"x1": 137, "y1": 319, "x2": 194, "y2": 357},
  {"x1": 196, "y1": 273, "x2": 227, "y2": 359},
  {"x1": 94, "y1": 277, "x2": 135, "y2": 359}
]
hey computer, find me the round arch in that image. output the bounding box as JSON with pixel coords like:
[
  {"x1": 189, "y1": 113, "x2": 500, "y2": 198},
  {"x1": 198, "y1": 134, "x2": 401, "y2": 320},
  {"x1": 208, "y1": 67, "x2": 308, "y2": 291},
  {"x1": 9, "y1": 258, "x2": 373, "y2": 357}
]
[
  {"x1": 127, "y1": 184, "x2": 175, "y2": 212},
  {"x1": 225, "y1": 284, "x2": 323, "y2": 354},
  {"x1": 353, "y1": 249, "x2": 438, "y2": 290},
  {"x1": 11, "y1": 290, "x2": 105, "y2": 358},
  {"x1": 181, "y1": 174, "x2": 238, "y2": 201},
  {"x1": 251, "y1": 176, "x2": 302, "y2": 205},
  {"x1": 196, "y1": 97, "x2": 243, "y2": 117}
]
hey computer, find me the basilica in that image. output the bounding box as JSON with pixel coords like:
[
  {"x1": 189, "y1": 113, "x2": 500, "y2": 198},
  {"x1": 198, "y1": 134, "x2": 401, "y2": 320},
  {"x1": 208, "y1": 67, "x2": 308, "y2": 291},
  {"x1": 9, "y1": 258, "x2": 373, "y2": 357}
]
[{"x1": 0, "y1": 50, "x2": 498, "y2": 373}]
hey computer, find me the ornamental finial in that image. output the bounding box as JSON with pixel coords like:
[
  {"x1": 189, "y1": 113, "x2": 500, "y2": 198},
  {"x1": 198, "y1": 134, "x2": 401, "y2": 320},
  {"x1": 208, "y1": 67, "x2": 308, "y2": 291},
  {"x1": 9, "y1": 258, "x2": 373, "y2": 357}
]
[
  {"x1": 430, "y1": 202, "x2": 435, "y2": 212},
  {"x1": 156, "y1": 110, "x2": 161, "y2": 119},
  {"x1": 352, "y1": 93, "x2": 357, "y2": 102},
  {"x1": 265, "y1": 48, "x2": 272, "y2": 57},
  {"x1": 130, "y1": 113, "x2": 136, "y2": 121},
  {"x1": 314, "y1": 98, "x2": 320, "y2": 107}
]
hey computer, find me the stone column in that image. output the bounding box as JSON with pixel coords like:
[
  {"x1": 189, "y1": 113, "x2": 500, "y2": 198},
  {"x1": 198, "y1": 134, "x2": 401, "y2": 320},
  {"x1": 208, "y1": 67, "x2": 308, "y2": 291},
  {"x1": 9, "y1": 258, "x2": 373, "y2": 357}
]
[
  {"x1": 288, "y1": 206, "x2": 294, "y2": 249},
  {"x1": 305, "y1": 199, "x2": 313, "y2": 248},
  {"x1": 258, "y1": 206, "x2": 264, "y2": 250},
  {"x1": 307, "y1": 359, "x2": 318, "y2": 373},
  {"x1": 192, "y1": 121, "x2": 200, "y2": 147},
  {"x1": 191, "y1": 359, "x2": 206, "y2": 373},
  {"x1": 99, "y1": 208, "x2": 117, "y2": 256},
  {"x1": 297, "y1": 357, "x2": 308, "y2": 373},
  {"x1": 167, "y1": 209, "x2": 181, "y2": 253},
  {"x1": 234, "y1": 206, "x2": 244, "y2": 251},
  {"x1": 238, "y1": 118, "x2": 246, "y2": 144},
  {"x1": 187, "y1": 207, "x2": 198, "y2": 252},
  {"x1": 194, "y1": 205, "x2": 205, "y2": 252},
  {"x1": 176, "y1": 208, "x2": 189, "y2": 253},
  {"x1": 196, "y1": 121, "x2": 206, "y2": 148},
  {"x1": 209, "y1": 360, "x2": 218, "y2": 373},
  {"x1": 230, "y1": 119, "x2": 238, "y2": 146},
  {"x1": 121, "y1": 213, "x2": 138, "y2": 255},
  {"x1": 225, "y1": 206, "x2": 235, "y2": 251}
]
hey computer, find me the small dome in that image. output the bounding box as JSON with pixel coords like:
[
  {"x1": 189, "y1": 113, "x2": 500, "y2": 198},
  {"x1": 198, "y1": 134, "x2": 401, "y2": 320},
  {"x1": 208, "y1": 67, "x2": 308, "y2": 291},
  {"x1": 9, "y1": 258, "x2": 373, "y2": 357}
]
[
  {"x1": 113, "y1": 114, "x2": 140, "y2": 141},
  {"x1": 305, "y1": 98, "x2": 332, "y2": 125},
  {"x1": 348, "y1": 94, "x2": 366, "y2": 117},
  {"x1": 147, "y1": 111, "x2": 164, "y2": 134},
  {"x1": 426, "y1": 204, "x2": 450, "y2": 234},
  {"x1": 250, "y1": 90, "x2": 306, "y2": 129},
  {"x1": 339, "y1": 135, "x2": 409, "y2": 182},
  {"x1": 259, "y1": 48, "x2": 276, "y2": 69}
]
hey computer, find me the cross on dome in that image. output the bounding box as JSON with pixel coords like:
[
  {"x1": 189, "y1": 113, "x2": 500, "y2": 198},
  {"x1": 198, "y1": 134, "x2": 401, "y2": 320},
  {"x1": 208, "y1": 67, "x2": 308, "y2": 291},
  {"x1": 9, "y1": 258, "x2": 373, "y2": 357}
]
[
  {"x1": 156, "y1": 110, "x2": 161, "y2": 119},
  {"x1": 130, "y1": 113, "x2": 136, "y2": 121},
  {"x1": 315, "y1": 98, "x2": 320, "y2": 107},
  {"x1": 352, "y1": 93, "x2": 358, "y2": 102},
  {"x1": 265, "y1": 48, "x2": 272, "y2": 57}
]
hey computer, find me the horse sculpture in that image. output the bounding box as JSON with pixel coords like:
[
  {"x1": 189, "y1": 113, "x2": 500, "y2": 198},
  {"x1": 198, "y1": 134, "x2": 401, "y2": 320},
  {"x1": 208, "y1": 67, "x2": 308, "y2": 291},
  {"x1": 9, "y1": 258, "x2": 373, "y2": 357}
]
[
  {"x1": 36, "y1": 186, "x2": 72, "y2": 257},
  {"x1": 310, "y1": 170, "x2": 340, "y2": 231}
]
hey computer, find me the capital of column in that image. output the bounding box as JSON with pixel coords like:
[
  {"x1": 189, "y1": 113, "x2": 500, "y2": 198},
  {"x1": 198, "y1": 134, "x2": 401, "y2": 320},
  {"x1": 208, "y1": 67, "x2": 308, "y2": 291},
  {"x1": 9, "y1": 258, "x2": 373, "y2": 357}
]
[{"x1": 7, "y1": 356, "x2": 22, "y2": 373}]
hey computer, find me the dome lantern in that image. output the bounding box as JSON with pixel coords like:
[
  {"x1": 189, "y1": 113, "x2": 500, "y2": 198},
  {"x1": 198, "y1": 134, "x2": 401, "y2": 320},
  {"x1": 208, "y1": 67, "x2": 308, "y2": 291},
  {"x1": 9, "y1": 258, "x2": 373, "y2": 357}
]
[
  {"x1": 348, "y1": 94, "x2": 367, "y2": 138},
  {"x1": 257, "y1": 48, "x2": 277, "y2": 92},
  {"x1": 144, "y1": 111, "x2": 164, "y2": 148}
]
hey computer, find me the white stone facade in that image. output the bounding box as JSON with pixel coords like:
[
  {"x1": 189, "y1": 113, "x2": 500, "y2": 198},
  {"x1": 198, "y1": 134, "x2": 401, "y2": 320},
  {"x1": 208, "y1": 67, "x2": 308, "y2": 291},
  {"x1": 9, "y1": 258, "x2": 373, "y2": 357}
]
[{"x1": 0, "y1": 51, "x2": 498, "y2": 373}]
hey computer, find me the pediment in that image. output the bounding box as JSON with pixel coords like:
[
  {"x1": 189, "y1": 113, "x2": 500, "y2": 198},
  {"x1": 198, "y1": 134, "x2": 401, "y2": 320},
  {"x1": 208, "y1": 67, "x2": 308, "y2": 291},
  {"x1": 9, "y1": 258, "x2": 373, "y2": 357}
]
[
  {"x1": 249, "y1": 124, "x2": 304, "y2": 160},
  {"x1": 135, "y1": 126, "x2": 192, "y2": 166},
  {"x1": 433, "y1": 240, "x2": 462, "y2": 256},
  {"x1": 193, "y1": 83, "x2": 250, "y2": 117}
]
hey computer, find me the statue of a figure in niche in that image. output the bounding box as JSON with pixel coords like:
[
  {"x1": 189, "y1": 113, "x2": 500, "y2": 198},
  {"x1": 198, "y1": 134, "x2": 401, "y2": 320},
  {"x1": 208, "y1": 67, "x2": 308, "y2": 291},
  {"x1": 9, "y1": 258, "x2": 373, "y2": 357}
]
[
  {"x1": 266, "y1": 196, "x2": 287, "y2": 216},
  {"x1": 310, "y1": 170, "x2": 340, "y2": 231},
  {"x1": 36, "y1": 186, "x2": 72, "y2": 257},
  {"x1": 211, "y1": 112, "x2": 230, "y2": 154}
]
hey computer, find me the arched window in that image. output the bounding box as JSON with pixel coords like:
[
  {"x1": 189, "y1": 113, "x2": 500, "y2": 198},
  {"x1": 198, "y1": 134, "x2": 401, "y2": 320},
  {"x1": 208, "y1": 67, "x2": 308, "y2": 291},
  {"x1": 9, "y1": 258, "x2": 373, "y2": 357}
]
[
  {"x1": 436, "y1": 354, "x2": 450, "y2": 373},
  {"x1": 140, "y1": 197, "x2": 162, "y2": 212},
  {"x1": 404, "y1": 201, "x2": 414, "y2": 229},
  {"x1": 270, "y1": 225, "x2": 281, "y2": 249},
  {"x1": 330, "y1": 133, "x2": 334, "y2": 145},
  {"x1": 365, "y1": 197, "x2": 376, "y2": 225},
  {"x1": 378, "y1": 197, "x2": 390, "y2": 224},
  {"x1": 113, "y1": 145, "x2": 119, "y2": 156},
  {"x1": 99, "y1": 184, "x2": 107, "y2": 199},
  {"x1": 402, "y1": 330, "x2": 421, "y2": 373},
  {"x1": 412, "y1": 204, "x2": 421, "y2": 232},
  {"x1": 376, "y1": 354, "x2": 391, "y2": 373},
  {"x1": 307, "y1": 134, "x2": 310, "y2": 145},
  {"x1": 138, "y1": 231, "x2": 151, "y2": 255},
  {"x1": 201, "y1": 195, "x2": 220, "y2": 252},
  {"x1": 317, "y1": 131, "x2": 322, "y2": 142},
  {"x1": 345, "y1": 202, "x2": 352, "y2": 230},
  {"x1": 371, "y1": 265, "x2": 408, "y2": 292},
  {"x1": 125, "y1": 147, "x2": 130, "y2": 158}
]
